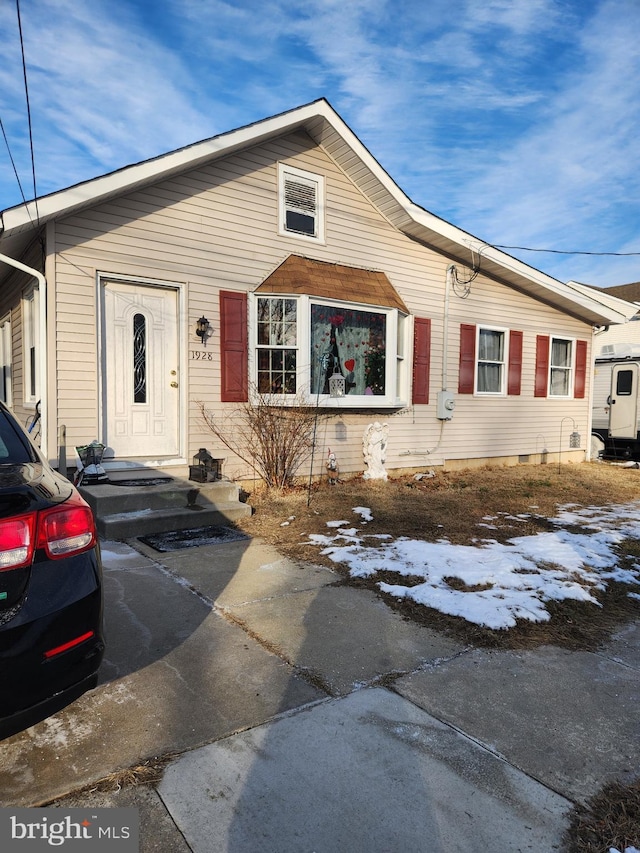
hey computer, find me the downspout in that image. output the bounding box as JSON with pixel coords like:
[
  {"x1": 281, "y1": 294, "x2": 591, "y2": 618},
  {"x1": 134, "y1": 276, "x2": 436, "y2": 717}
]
[
  {"x1": 0, "y1": 252, "x2": 47, "y2": 455},
  {"x1": 443, "y1": 265, "x2": 454, "y2": 392},
  {"x1": 585, "y1": 329, "x2": 598, "y2": 462}
]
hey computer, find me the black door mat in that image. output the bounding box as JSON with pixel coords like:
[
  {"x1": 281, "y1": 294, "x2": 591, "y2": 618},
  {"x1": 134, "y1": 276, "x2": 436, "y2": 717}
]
[
  {"x1": 139, "y1": 525, "x2": 250, "y2": 552},
  {"x1": 111, "y1": 477, "x2": 174, "y2": 487}
]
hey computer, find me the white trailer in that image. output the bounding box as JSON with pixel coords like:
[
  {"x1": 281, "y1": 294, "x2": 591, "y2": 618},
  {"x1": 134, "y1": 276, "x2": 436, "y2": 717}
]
[{"x1": 593, "y1": 342, "x2": 640, "y2": 459}]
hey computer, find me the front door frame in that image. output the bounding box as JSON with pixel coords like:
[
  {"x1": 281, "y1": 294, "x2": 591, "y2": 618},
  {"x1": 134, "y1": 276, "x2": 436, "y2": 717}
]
[{"x1": 97, "y1": 272, "x2": 187, "y2": 467}]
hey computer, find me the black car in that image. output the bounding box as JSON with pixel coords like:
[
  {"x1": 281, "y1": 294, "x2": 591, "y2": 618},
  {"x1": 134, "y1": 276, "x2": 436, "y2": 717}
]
[{"x1": 0, "y1": 402, "x2": 104, "y2": 739}]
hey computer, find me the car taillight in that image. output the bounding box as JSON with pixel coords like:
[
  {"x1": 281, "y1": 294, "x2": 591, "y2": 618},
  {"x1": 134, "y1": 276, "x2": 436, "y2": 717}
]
[
  {"x1": 0, "y1": 514, "x2": 37, "y2": 570},
  {"x1": 37, "y1": 494, "x2": 96, "y2": 559},
  {"x1": 0, "y1": 494, "x2": 96, "y2": 570}
]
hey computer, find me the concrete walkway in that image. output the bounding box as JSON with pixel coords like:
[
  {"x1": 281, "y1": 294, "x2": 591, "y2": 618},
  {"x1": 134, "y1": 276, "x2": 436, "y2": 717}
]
[{"x1": 0, "y1": 536, "x2": 638, "y2": 852}]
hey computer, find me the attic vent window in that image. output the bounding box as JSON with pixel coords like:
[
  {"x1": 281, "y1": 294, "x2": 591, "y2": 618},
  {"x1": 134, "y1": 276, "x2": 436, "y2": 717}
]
[{"x1": 279, "y1": 163, "x2": 324, "y2": 242}]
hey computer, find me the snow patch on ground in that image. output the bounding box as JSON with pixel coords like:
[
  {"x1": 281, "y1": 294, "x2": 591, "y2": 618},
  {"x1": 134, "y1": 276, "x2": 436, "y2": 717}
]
[{"x1": 303, "y1": 502, "x2": 640, "y2": 630}]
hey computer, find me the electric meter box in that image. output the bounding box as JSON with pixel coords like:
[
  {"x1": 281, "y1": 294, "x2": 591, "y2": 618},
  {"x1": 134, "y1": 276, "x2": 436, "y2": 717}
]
[{"x1": 437, "y1": 390, "x2": 455, "y2": 420}]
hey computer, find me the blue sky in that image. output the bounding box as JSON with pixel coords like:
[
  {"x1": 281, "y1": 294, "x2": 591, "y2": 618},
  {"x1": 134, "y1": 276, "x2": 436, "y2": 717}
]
[{"x1": 1, "y1": 0, "x2": 638, "y2": 287}]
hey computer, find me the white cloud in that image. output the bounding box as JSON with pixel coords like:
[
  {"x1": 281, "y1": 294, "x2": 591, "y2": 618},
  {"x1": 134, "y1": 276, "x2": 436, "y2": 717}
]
[
  {"x1": 0, "y1": 0, "x2": 637, "y2": 285},
  {"x1": 433, "y1": 1, "x2": 640, "y2": 283},
  {"x1": 1, "y1": 0, "x2": 214, "y2": 196}
]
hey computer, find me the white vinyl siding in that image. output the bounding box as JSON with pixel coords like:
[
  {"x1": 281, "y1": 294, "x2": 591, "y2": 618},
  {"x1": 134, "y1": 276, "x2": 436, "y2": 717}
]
[{"x1": 49, "y1": 128, "x2": 593, "y2": 474}]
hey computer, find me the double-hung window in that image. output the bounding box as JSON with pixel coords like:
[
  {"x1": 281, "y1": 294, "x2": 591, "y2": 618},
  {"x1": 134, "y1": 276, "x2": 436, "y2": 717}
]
[
  {"x1": 477, "y1": 326, "x2": 506, "y2": 394},
  {"x1": 549, "y1": 337, "x2": 573, "y2": 397},
  {"x1": 253, "y1": 295, "x2": 404, "y2": 407},
  {"x1": 278, "y1": 164, "x2": 324, "y2": 242},
  {"x1": 256, "y1": 297, "x2": 298, "y2": 394}
]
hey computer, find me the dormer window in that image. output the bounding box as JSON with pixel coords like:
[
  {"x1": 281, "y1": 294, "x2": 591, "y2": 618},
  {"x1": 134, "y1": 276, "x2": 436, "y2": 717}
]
[{"x1": 278, "y1": 164, "x2": 324, "y2": 242}]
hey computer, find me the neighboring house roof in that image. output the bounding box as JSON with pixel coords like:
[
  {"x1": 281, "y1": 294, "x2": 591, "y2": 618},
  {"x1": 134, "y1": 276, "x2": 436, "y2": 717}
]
[
  {"x1": 599, "y1": 281, "x2": 640, "y2": 304},
  {"x1": 256, "y1": 255, "x2": 409, "y2": 313},
  {"x1": 568, "y1": 280, "x2": 640, "y2": 318},
  {"x1": 1, "y1": 98, "x2": 636, "y2": 327}
]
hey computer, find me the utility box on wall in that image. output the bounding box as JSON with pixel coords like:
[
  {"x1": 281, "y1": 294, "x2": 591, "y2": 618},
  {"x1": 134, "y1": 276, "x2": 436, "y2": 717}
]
[{"x1": 437, "y1": 390, "x2": 455, "y2": 420}]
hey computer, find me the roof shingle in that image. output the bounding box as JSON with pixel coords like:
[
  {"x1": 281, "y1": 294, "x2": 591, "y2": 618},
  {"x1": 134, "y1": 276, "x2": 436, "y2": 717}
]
[{"x1": 255, "y1": 255, "x2": 409, "y2": 312}]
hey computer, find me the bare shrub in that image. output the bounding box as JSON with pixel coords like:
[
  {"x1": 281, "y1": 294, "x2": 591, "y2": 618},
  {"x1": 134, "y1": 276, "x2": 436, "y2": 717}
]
[{"x1": 198, "y1": 392, "x2": 328, "y2": 491}]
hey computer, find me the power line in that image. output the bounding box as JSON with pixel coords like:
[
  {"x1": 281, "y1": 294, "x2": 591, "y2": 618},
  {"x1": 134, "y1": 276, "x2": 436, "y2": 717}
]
[
  {"x1": 0, "y1": 115, "x2": 29, "y2": 207},
  {"x1": 493, "y1": 245, "x2": 640, "y2": 257},
  {"x1": 16, "y1": 0, "x2": 39, "y2": 224}
]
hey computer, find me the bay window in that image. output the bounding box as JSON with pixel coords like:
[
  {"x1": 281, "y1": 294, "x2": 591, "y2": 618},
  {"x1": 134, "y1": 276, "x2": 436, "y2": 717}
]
[
  {"x1": 253, "y1": 295, "x2": 404, "y2": 407},
  {"x1": 310, "y1": 304, "x2": 387, "y2": 396}
]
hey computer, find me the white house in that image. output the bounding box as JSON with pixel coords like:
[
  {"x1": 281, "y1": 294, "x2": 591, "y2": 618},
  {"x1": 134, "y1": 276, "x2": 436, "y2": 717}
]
[{"x1": 0, "y1": 99, "x2": 636, "y2": 483}]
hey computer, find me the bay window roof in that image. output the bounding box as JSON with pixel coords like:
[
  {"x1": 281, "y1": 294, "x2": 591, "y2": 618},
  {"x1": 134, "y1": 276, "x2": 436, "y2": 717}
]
[{"x1": 255, "y1": 255, "x2": 409, "y2": 313}]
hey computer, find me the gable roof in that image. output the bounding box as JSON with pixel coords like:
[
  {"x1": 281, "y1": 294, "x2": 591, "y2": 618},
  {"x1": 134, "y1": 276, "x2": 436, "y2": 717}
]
[
  {"x1": 568, "y1": 280, "x2": 640, "y2": 319},
  {"x1": 599, "y1": 281, "x2": 640, "y2": 304},
  {"x1": 1, "y1": 98, "x2": 636, "y2": 326},
  {"x1": 256, "y1": 255, "x2": 409, "y2": 313}
]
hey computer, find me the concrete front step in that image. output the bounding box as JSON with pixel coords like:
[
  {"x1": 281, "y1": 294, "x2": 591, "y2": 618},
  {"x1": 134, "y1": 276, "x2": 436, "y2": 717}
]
[
  {"x1": 80, "y1": 479, "x2": 240, "y2": 515},
  {"x1": 79, "y1": 474, "x2": 251, "y2": 540},
  {"x1": 95, "y1": 502, "x2": 251, "y2": 540}
]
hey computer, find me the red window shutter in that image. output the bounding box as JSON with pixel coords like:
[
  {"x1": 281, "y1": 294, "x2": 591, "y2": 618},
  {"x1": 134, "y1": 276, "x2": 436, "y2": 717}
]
[
  {"x1": 220, "y1": 290, "x2": 248, "y2": 403},
  {"x1": 458, "y1": 324, "x2": 476, "y2": 394},
  {"x1": 412, "y1": 317, "x2": 431, "y2": 404},
  {"x1": 534, "y1": 335, "x2": 550, "y2": 397},
  {"x1": 507, "y1": 330, "x2": 523, "y2": 396},
  {"x1": 574, "y1": 339, "x2": 588, "y2": 398}
]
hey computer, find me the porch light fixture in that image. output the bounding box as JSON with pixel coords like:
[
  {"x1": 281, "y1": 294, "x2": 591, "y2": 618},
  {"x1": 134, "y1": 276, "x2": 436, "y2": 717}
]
[
  {"x1": 189, "y1": 448, "x2": 221, "y2": 482},
  {"x1": 196, "y1": 316, "x2": 211, "y2": 345},
  {"x1": 328, "y1": 371, "x2": 346, "y2": 398}
]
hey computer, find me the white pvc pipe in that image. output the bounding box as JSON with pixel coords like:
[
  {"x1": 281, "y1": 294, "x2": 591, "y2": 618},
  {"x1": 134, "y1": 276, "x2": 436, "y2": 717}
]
[
  {"x1": 0, "y1": 252, "x2": 47, "y2": 454},
  {"x1": 443, "y1": 265, "x2": 455, "y2": 390}
]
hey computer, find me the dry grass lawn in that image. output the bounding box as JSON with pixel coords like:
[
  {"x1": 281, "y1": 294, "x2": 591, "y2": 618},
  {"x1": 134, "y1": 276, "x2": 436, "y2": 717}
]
[
  {"x1": 237, "y1": 461, "x2": 640, "y2": 650},
  {"x1": 564, "y1": 779, "x2": 640, "y2": 853}
]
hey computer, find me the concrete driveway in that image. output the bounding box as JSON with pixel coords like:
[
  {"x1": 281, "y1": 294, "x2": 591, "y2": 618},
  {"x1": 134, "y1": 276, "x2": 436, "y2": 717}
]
[{"x1": 0, "y1": 536, "x2": 638, "y2": 852}]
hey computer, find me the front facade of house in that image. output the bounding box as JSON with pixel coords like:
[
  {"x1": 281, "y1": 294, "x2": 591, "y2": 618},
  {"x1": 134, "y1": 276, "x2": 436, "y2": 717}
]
[{"x1": 0, "y1": 101, "x2": 635, "y2": 481}]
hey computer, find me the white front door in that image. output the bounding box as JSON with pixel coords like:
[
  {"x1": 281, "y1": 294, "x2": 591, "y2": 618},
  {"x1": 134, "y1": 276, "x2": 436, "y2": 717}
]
[{"x1": 102, "y1": 281, "x2": 180, "y2": 458}]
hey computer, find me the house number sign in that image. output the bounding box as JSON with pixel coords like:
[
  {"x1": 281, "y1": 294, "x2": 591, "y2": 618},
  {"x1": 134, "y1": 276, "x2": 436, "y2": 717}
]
[{"x1": 190, "y1": 350, "x2": 213, "y2": 360}]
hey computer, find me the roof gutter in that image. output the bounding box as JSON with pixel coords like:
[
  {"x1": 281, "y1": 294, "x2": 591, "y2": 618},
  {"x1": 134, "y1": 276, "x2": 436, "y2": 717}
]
[{"x1": 0, "y1": 252, "x2": 47, "y2": 454}]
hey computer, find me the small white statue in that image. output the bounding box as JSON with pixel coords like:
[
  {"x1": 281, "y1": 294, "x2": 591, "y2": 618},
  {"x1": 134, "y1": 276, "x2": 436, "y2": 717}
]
[{"x1": 363, "y1": 422, "x2": 388, "y2": 480}]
